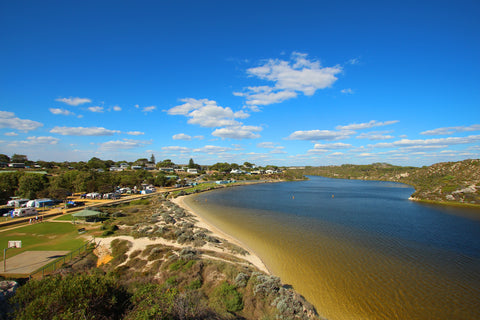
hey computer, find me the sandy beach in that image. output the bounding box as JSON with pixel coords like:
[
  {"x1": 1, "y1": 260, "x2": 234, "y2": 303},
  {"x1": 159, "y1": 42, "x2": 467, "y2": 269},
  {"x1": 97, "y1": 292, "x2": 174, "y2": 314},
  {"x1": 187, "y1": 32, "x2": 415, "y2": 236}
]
[{"x1": 172, "y1": 195, "x2": 270, "y2": 274}]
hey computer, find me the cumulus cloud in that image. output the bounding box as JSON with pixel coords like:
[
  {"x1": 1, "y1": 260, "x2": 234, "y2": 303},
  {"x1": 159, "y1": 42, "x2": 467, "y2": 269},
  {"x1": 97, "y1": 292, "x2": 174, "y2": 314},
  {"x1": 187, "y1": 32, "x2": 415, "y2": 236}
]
[
  {"x1": 55, "y1": 97, "x2": 91, "y2": 106},
  {"x1": 336, "y1": 120, "x2": 399, "y2": 131},
  {"x1": 112, "y1": 106, "x2": 122, "y2": 111},
  {"x1": 236, "y1": 52, "x2": 342, "y2": 107},
  {"x1": 341, "y1": 88, "x2": 354, "y2": 94},
  {"x1": 162, "y1": 146, "x2": 191, "y2": 153},
  {"x1": 356, "y1": 131, "x2": 394, "y2": 140},
  {"x1": 0, "y1": 111, "x2": 43, "y2": 132},
  {"x1": 21, "y1": 136, "x2": 60, "y2": 145},
  {"x1": 4, "y1": 132, "x2": 18, "y2": 136},
  {"x1": 99, "y1": 139, "x2": 150, "y2": 150},
  {"x1": 50, "y1": 126, "x2": 120, "y2": 136},
  {"x1": 9, "y1": 136, "x2": 60, "y2": 146},
  {"x1": 421, "y1": 124, "x2": 480, "y2": 135},
  {"x1": 167, "y1": 98, "x2": 248, "y2": 128},
  {"x1": 370, "y1": 135, "x2": 480, "y2": 149},
  {"x1": 286, "y1": 129, "x2": 354, "y2": 141},
  {"x1": 312, "y1": 142, "x2": 352, "y2": 150},
  {"x1": 173, "y1": 133, "x2": 192, "y2": 140},
  {"x1": 212, "y1": 125, "x2": 262, "y2": 139},
  {"x1": 49, "y1": 108, "x2": 75, "y2": 116},
  {"x1": 193, "y1": 145, "x2": 233, "y2": 153},
  {"x1": 127, "y1": 131, "x2": 144, "y2": 136},
  {"x1": 88, "y1": 106, "x2": 104, "y2": 113},
  {"x1": 143, "y1": 106, "x2": 156, "y2": 112},
  {"x1": 257, "y1": 142, "x2": 276, "y2": 148}
]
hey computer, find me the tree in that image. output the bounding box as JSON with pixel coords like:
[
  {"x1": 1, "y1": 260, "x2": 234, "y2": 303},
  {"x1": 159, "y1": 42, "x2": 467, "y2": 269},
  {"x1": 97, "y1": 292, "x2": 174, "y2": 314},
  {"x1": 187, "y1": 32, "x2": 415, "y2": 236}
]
[
  {"x1": 188, "y1": 158, "x2": 196, "y2": 168},
  {"x1": 150, "y1": 154, "x2": 156, "y2": 164},
  {"x1": 0, "y1": 172, "x2": 21, "y2": 203},
  {"x1": 87, "y1": 157, "x2": 106, "y2": 170},
  {"x1": 0, "y1": 154, "x2": 10, "y2": 163},
  {"x1": 17, "y1": 173, "x2": 47, "y2": 199},
  {"x1": 243, "y1": 162, "x2": 254, "y2": 168},
  {"x1": 157, "y1": 159, "x2": 175, "y2": 168},
  {"x1": 11, "y1": 154, "x2": 28, "y2": 163},
  {"x1": 134, "y1": 158, "x2": 149, "y2": 166}
]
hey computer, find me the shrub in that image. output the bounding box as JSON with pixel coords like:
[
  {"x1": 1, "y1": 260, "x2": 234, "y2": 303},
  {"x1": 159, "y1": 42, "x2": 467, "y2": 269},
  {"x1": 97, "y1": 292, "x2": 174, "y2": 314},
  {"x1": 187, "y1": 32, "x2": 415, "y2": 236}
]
[
  {"x1": 210, "y1": 281, "x2": 243, "y2": 313},
  {"x1": 11, "y1": 273, "x2": 129, "y2": 320}
]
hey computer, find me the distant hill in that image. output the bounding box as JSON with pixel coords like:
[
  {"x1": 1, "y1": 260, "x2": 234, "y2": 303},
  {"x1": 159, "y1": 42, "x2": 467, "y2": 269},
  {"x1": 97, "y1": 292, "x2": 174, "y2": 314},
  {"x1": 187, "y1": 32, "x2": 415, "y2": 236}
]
[{"x1": 295, "y1": 159, "x2": 480, "y2": 206}]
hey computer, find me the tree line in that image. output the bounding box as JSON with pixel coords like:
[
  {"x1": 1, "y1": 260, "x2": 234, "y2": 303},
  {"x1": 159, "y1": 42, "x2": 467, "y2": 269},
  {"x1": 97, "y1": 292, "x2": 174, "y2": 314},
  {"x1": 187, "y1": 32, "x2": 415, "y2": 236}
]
[{"x1": 0, "y1": 169, "x2": 175, "y2": 204}]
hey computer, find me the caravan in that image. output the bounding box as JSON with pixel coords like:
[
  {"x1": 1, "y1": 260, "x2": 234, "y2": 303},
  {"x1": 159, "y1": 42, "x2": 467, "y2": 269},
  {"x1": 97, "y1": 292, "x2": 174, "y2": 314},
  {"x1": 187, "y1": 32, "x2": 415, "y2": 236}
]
[{"x1": 13, "y1": 207, "x2": 38, "y2": 217}]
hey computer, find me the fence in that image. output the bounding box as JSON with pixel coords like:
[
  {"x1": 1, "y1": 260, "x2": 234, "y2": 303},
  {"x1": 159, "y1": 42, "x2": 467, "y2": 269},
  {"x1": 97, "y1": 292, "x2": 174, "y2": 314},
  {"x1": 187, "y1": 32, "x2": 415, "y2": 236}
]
[{"x1": 29, "y1": 239, "x2": 97, "y2": 279}]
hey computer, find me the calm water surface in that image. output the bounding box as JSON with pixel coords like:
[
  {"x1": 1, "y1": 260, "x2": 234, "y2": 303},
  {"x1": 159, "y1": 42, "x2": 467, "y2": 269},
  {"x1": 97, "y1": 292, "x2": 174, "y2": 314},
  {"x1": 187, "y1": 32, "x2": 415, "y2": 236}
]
[{"x1": 186, "y1": 177, "x2": 480, "y2": 320}]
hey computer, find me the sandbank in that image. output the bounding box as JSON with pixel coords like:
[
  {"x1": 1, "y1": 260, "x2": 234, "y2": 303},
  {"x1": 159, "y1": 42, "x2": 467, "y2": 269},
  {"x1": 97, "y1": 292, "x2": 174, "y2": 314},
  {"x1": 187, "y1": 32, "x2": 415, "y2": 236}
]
[{"x1": 172, "y1": 195, "x2": 270, "y2": 274}]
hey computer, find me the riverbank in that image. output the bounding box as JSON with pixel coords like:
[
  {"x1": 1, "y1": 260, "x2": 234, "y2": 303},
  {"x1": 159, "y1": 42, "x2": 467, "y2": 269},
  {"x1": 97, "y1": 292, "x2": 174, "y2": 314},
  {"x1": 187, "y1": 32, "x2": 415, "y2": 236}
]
[{"x1": 172, "y1": 195, "x2": 270, "y2": 274}]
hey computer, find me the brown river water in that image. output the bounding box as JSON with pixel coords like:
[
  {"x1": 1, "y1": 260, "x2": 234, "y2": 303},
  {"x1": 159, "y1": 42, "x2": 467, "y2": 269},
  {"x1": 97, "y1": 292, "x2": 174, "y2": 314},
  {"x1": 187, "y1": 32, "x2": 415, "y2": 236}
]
[{"x1": 184, "y1": 177, "x2": 480, "y2": 320}]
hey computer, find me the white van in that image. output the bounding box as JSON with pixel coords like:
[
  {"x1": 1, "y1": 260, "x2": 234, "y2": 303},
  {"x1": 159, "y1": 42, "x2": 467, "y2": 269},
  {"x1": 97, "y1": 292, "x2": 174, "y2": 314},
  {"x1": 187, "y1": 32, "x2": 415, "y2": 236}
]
[{"x1": 13, "y1": 207, "x2": 38, "y2": 217}]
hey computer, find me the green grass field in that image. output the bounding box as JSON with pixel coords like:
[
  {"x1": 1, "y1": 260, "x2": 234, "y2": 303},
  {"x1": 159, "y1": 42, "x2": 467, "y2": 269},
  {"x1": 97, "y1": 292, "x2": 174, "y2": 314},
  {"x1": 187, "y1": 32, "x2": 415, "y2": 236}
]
[{"x1": 0, "y1": 222, "x2": 86, "y2": 261}]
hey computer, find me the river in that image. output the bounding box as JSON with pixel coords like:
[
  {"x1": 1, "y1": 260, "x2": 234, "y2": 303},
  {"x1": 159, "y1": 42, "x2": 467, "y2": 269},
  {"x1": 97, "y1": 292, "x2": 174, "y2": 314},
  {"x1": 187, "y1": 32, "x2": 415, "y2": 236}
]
[{"x1": 184, "y1": 177, "x2": 480, "y2": 320}]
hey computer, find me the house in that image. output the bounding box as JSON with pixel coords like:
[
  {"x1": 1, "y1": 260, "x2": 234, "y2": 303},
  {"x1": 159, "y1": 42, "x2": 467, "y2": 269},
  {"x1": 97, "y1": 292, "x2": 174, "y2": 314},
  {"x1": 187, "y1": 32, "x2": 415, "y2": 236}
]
[
  {"x1": 160, "y1": 168, "x2": 175, "y2": 173},
  {"x1": 230, "y1": 169, "x2": 245, "y2": 174},
  {"x1": 131, "y1": 165, "x2": 143, "y2": 170},
  {"x1": 8, "y1": 163, "x2": 25, "y2": 168},
  {"x1": 145, "y1": 163, "x2": 156, "y2": 170},
  {"x1": 186, "y1": 168, "x2": 198, "y2": 174}
]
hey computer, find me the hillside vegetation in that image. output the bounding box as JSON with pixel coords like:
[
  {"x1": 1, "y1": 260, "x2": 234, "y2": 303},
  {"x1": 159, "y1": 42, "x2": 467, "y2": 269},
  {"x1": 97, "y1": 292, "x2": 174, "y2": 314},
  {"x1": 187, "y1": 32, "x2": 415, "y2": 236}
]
[{"x1": 296, "y1": 159, "x2": 480, "y2": 205}]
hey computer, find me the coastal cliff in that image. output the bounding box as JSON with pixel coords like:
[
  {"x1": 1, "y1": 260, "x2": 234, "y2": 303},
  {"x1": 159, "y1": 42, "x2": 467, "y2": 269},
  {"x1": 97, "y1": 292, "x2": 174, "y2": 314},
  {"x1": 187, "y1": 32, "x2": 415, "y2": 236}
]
[{"x1": 296, "y1": 159, "x2": 480, "y2": 206}]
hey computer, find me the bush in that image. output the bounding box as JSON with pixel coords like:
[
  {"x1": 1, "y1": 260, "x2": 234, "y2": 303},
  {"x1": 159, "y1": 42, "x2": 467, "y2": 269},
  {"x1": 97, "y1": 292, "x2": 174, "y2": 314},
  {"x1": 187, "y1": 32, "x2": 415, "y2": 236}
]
[
  {"x1": 10, "y1": 273, "x2": 129, "y2": 320},
  {"x1": 210, "y1": 281, "x2": 243, "y2": 313}
]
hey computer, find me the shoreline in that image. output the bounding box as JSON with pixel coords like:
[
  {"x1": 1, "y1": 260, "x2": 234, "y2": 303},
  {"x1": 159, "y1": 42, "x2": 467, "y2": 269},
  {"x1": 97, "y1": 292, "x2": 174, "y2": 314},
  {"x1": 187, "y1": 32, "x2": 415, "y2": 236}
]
[{"x1": 172, "y1": 194, "x2": 271, "y2": 274}]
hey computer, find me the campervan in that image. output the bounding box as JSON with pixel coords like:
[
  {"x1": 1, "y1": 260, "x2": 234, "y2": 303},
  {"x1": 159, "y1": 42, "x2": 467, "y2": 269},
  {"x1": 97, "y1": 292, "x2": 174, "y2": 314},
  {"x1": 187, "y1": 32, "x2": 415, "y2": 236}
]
[{"x1": 13, "y1": 207, "x2": 38, "y2": 217}]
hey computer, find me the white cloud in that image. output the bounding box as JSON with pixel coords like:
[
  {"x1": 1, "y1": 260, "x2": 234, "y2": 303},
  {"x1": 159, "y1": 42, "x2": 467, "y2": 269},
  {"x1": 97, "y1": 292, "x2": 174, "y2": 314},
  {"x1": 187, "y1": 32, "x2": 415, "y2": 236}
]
[
  {"x1": 421, "y1": 124, "x2": 480, "y2": 135},
  {"x1": 341, "y1": 88, "x2": 354, "y2": 94},
  {"x1": 162, "y1": 146, "x2": 191, "y2": 153},
  {"x1": 55, "y1": 97, "x2": 91, "y2": 106},
  {"x1": 286, "y1": 129, "x2": 354, "y2": 141},
  {"x1": 49, "y1": 108, "x2": 75, "y2": 116},
  {"x1": 127, "y1": 131, "x2": 144, "y2": 136},
  {"x1": 237, "y1": 52, "x2": 342, "y2": 106},
  {"x1": 4, "y1": 132, "x2": 18, "y2": 136},
  {"x1": 88, "y1": 106, "x2": 104, "y2": 113},
  {"x1": 193, "y1": 145, "x2": 233, "y2": 154},
  {"x1": 257, "y1": 142, "x2": 276, "y2": 149},
  {"x1": 167, "y1": 98, "x2": 248, "y2": 128},
  {"x1": 356, "y1": 131, "x2": 394, "y2": 140},
  {"x1": 173, "y1": 133, "x2": 192, "y2": 140},
  {"x1": 336, "y1": 120, "x2": 399, "y2": 131},
  {"x1": 212, "y1": 125, "x2": 262, "y2": 139},
  {"x1": 313, "y1": 142, "x2": 352, "y2": 150},
  {"x1": 370, "y1": 135, "x2": 480, "y2": 149},
  {"x1": 143, "y1": 106, "x2": 156, "y2": 112},
  {"x1": 113, "y1": 106, "x2": 122, "y2": 111},
  {"x1": 50, "y1": 126, "x2": 120, "y2": 136},
  {"x1": 234, "y1": 86, "x2": 297, "y2": 106},
  {"x1": 10, "y1": 136, "x2": 60, "y2": 146},
  {"x1": 99, "y1": 139, "x2": 150, "y2": 150},
  {"x1": 193, "y1": 135, "x2": 204, "y2": 140},
  {"x1": 0, "y1": 111, "x2": 43, "y2": 132},
  {"x1": 308, "y1": 142, "x2": 352, "y2": 154}
]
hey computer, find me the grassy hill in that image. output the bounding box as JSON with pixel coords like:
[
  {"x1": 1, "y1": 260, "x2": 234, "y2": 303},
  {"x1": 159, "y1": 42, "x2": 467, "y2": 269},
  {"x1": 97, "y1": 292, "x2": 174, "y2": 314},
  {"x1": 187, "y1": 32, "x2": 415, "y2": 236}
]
[{"x1": 294, "y1": 159, "x2": 480, "y2": 206}]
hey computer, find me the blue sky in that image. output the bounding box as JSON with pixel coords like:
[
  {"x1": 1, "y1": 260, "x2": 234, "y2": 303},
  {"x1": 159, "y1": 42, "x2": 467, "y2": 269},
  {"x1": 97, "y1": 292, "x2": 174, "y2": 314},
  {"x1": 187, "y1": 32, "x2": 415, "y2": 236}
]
[{"x1": 1, "y1": 0, "x2": 479, "y2": 166}]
